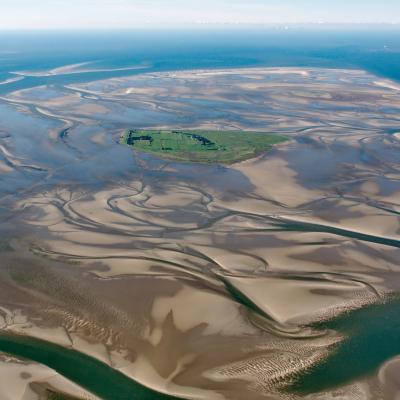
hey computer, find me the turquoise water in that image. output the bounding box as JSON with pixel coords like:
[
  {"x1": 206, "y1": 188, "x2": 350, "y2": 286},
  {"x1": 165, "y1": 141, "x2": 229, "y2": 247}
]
[
  {"x1": 291, "y1": 296, "x2": 400, "y2": 394},
  {"x1": 0, "y1": 334, "x2": 179, "y2": 400}
]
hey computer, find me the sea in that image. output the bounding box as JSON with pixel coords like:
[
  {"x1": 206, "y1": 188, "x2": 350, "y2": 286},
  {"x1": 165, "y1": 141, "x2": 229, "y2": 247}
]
[{"x1": 1, "y1": 26, "x2": 400, "y2": 94}]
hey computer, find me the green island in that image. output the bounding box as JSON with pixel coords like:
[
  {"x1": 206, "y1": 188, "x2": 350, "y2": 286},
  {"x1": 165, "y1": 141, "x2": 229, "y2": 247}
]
[{"x1": 120, "y1": 129, "x2": 289, "y2": 164}]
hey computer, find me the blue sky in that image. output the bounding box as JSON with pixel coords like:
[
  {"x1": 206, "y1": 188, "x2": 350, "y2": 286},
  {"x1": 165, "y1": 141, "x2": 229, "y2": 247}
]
[{"x1": 1, "y1": 0, "x2": 400, "y2": 29}]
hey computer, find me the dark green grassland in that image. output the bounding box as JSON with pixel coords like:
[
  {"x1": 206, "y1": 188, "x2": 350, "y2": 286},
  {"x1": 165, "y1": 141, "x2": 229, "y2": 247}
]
[{"x1": 121, "y1": 129, "x2": 288, "y2": 164}]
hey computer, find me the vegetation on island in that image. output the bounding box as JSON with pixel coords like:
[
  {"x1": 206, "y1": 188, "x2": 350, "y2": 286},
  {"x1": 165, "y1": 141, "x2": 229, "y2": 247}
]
[{"x1": 120, "y1": 129, "x2": 289, "y2": 164}]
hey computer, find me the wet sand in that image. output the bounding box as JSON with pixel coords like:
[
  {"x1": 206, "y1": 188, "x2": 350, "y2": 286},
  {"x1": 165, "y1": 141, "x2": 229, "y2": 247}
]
[{"x1": 0, "y1": 67, "x2": 399, "y2": 399}]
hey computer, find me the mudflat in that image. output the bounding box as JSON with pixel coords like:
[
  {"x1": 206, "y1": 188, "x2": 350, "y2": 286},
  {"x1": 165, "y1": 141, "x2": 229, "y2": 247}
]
[{"x1": 0, "y1": 67, "x2": 399, "y2": 399}]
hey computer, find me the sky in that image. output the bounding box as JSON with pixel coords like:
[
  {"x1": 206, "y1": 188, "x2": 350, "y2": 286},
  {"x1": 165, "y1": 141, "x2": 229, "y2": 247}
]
[{"x1": 1, "y1": 0, "x2": 400, "y2": 30}]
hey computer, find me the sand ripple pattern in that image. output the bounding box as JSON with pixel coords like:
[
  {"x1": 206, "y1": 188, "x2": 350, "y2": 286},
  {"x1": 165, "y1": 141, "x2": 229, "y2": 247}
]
[{"x1": 0, "y1": 68, "x2": 399, "y2": 399}]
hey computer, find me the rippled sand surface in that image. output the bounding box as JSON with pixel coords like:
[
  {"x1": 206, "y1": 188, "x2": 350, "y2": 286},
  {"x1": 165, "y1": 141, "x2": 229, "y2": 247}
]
[{"x1": 0, "y1": 68, "x2": 399, "y2": 399}]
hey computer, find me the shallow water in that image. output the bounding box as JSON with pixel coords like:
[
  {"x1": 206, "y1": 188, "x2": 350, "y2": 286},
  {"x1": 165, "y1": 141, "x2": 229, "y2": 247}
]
[
  {"x1": 0, "y1": 334, "x2": 178, "y2": 400},
  {"x1": 291, "y1": 296, "x2": 400, "y2": 394},
  {"x1": 1, "y1": 28, "x2": 400, "y2": 94}
]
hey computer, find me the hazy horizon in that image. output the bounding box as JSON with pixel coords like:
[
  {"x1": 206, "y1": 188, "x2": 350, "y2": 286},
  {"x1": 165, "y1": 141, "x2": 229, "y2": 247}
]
[{"x1": 1, "y1": 0, "x2": 400, "y2": 30}]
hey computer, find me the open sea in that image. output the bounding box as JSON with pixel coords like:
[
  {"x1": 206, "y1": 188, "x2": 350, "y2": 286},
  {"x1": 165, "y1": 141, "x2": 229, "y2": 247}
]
[{"x1": 1, "y1": 27, "x2": 400, "y2": 94}]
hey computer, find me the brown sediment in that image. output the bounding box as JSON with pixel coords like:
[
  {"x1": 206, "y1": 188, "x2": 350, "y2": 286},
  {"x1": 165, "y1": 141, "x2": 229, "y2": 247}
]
[{"x1": 0, "y1": 67, "x2": 399, "y2": 399}]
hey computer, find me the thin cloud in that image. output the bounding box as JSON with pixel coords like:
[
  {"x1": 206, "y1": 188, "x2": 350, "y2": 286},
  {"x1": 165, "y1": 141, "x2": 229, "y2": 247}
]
[{"x1": 0, "y1": 0, "x2": 399, "y2": 29}]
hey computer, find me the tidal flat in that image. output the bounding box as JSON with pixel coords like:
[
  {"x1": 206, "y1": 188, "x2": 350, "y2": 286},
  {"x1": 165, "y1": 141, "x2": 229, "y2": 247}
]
[{"x1": 0, "y1": 67, "x2": 399, "y2": 399}]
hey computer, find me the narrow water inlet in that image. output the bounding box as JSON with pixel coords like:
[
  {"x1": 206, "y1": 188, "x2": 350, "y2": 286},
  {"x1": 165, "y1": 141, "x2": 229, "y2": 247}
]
[{"x1": 0, "y1": 334, "x2": 181, "y2": 400}]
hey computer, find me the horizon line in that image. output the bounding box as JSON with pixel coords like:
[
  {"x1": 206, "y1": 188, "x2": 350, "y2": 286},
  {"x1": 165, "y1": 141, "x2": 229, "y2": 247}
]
[{"x1": 1, "y1": 22, "x2": 400, "y2": 31}]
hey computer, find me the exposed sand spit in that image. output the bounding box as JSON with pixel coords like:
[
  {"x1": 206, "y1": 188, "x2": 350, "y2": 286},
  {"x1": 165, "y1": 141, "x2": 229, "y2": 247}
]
[{"x1": 0, "y1": 357, "x2": 99, "y2": 400}]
